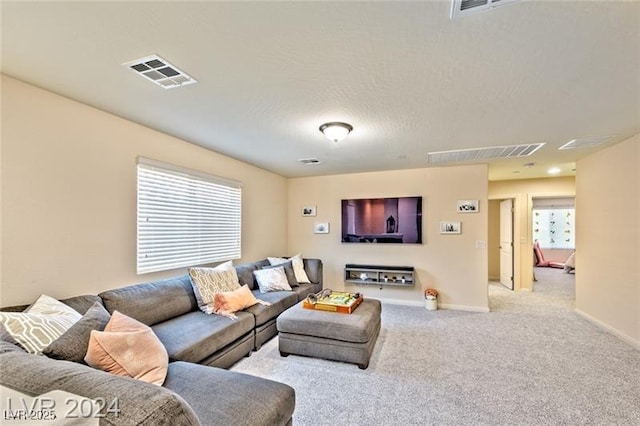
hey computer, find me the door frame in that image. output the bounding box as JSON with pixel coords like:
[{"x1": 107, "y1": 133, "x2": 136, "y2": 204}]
[
  {"x1": 499, "y1": 199, "x2": 515, "y2": 290},
  {"x1": 528, "y1": 191, "x2": 577, "y2": 291},
  {"x1": 489, "y1": 193, "x2": 523, "y2": 291}
]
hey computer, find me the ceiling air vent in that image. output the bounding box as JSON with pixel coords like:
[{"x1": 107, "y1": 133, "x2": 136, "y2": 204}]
[
  {"x1": 297, "y1": 158, "x2": 322, "y2": 165},
  {"x1": 558, "y1": 136, "x2": 613, "y2": 150},
  {"x1": 428, "y1": 143, "x2": 545, "y2": 165},
  {"x1": 450, "y1": 0, "x2": 523, "y2": 19},
  {"x1": 122, "y1": 54, "x2": 197, "y2": 89}
]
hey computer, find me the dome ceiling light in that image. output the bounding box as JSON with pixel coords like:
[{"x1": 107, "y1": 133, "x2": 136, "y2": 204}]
[{"x1": 319, "y1": 122, "x2": 353, "y2": 143}]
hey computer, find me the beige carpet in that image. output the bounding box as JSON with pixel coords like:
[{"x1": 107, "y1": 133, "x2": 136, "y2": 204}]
[{"x1": 232, "y1": 268, "x2": 640, "y2": 425}]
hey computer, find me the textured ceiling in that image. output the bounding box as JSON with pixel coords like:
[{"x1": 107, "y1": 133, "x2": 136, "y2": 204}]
[{"x1": 2, "y1": 1, "x2": 639, "y2": 180}]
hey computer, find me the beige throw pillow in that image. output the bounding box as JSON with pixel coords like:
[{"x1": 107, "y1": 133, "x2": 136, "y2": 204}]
[
  {"x1": 189, "y1": 261, "x2": 241, "y2": 312},
  {"x1": 268, "y1": 253, "x2": 310, "y2": 283},
  {"x1": 84, "y1": 311, "x2": 168, "y2": 386},
  {"x1": 0, "y1": 295, "x2": 81, "y2": 354}
]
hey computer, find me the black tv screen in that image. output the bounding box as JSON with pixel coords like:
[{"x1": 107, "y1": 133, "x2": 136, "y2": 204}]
[{"x1": 341, "y1": 196, "x2": 422, "y2": 244}]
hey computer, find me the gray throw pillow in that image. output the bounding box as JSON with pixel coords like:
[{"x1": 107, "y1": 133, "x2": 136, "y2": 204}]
[
  {"x1": 0, "y1": 323, "x2": 23, "y2": 348},
  {"x1": 42, "y1": 302, "x2": 111, "y2": 363},
  {"x1": 261, "y1": 260, "x2": 299, "y2": 287}
]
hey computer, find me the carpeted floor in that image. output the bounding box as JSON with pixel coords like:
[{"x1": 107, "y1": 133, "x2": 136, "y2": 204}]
[{"x1": 231, "y1": 268, "x2": 640, "y2": 425}]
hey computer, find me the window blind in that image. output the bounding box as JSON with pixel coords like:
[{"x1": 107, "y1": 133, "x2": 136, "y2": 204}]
[{"x1": 137, "y1": 157, "x2": 241, "y2": 274}]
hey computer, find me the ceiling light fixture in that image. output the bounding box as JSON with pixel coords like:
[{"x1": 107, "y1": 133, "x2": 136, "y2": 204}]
[
  {"x1": 319, "y1": 122, "x2": 353, "y2": 143},
  {"x1": 548, "y1": 167, "x2": 561, "y2": 175}
]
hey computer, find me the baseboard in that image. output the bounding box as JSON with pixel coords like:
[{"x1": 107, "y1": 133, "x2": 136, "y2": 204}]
[
  {"x1": 379, "y1": 298, "x2": 489, "y2": 313},
  {"x1": 574, "y1": 309, "x2": 640, "y2": 350},
  {"x1": 379, "y1": 298, "x2": 423, "y2": 308},
  {"x1": 439, "y1": 303, "x2": 490, "y2": 313}
]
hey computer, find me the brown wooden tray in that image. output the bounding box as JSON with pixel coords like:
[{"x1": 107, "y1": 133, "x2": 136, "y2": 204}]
[{"x1": 303, "y1": 292, "x2": 363, "y2": 314}]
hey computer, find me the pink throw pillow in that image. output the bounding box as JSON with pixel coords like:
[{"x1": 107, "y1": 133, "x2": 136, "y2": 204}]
[
  {"x1": 84, "y1": 311, "x2": 168, "y2": 385},
  {"x1": 213, "y1": 285, "x2": 267, "y2": 319}
]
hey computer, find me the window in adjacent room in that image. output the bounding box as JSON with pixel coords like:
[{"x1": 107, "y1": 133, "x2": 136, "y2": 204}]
[
  {"x1": 136, "y1": 157, "x2": 241, "y2": 274},
  {"x1": 532, "y1": 197, "x2": 575, "y2": 250}
]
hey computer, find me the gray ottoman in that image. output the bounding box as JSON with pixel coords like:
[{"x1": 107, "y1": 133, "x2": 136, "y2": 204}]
[{"x1": 276, "y1": 298, "x2": 381, "y2": 369}]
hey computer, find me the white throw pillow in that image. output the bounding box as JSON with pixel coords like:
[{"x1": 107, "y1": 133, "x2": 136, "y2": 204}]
[
  {"x1": 0, "y1": 294, "x2": 82, "y2": 354},
  {"x1": 189, "y1": 261, "x2": 241, "y2": 312},
  {"x1": 268, "y1": 253, "x2": 311, "y2": 283},
  {"x1": 253, "y1": 266, "x2": 292, "y2": 293}
]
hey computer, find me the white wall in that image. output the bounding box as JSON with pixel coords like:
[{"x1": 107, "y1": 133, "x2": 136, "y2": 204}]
[
  {"x1": 1, "y1": 75, "x2": 288, "y2": 306},
  {"x1": 575, "y1": 133, "x2": 639, "y2": 347},
  {"x1": 288, "y1": 166, "x2": 489, "y2": 311}
]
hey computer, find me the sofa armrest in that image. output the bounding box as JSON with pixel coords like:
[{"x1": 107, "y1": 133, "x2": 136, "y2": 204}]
[{"x1": 0, "y1": 342, "x2": 199, "y2": 425}]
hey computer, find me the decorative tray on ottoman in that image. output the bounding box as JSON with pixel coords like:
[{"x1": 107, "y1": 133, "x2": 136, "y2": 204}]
[{"x1": 303, "y1": 289, "x2": 363, "y2": 314}]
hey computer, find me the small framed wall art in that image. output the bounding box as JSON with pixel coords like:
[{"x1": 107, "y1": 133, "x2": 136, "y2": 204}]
[
  {"x1": 440, "y1": 221, "x2": 461, "y2": 234},
  {"x1": 301, "y1": 205, "x2": 317, "y2": 217},
  {"x1": 314, "y1": 222, "x2": 330, "y2": 234},
  {"x1": 457, "y1": 200, "x2": 479, "y2": 213}
]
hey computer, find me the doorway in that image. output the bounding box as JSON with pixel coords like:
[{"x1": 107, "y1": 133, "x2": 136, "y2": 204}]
[
  {"x1": 489, "y1": 198, "x2": 515, "y2": 290},
  {"x1": 531, "y1": 196, "x2": 576, "y2": 291}
]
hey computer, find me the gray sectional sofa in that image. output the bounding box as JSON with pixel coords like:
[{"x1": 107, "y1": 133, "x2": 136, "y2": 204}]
[{"x1": 0, "y1": 257, "x2": 323, "y2": 425}]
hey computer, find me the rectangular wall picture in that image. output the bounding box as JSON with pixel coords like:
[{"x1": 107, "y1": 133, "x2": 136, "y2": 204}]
[
  {"x1": 314, "y1": 222, "x2": 330, "y2": 234},
  {"x1": 440, "y1": 221, "x2": 461, "y2": 234},
  {"x1": 457, "y1": 200, "x2": 479, "y2": 213},
  {"x1": 301, "y1": 205, "x2": 317, "y2": 216}
]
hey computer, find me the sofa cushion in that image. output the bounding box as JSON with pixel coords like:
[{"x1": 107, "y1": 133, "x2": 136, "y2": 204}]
[
  {"x1": 235, "y1": 259, "x2": 270, "y2": 290},
  {"x1": 0, "y1": 340, "x2": 25, "y2": 354},
  {"x1": 85, "y1": 311, "x2": 169, "y2": 386},
  {"x1": 0, "y1": 295, "x2": 81, "y2": 354},
  {"x1": 0, "y1": 345, "x2": 200, "y2": 425},
  {"x1": 245, "y1": 290, "x2": 298, "y2": 327},
  {"x1": 152, "y1": 310, "x2": 255, "y2": 364},
  {"x1": 164, "y1": 361, "x2": 295, "y2": 426},
  {"x1": 291, "y1": 282, "x2": 322, "y2": 301},
  {"x1": 302, "y1": 258, "x2": 323, "y2": 285},
  {"x1": 43, "y1": 302, "x2": 111, "y2": 363},
  {"x1": 0, "y1": 294, "x2": 103, "y2": 315},
  {"x1": 99, "y1": 275, "x2": 197, "y2": 326},
  {"x1": 58, "y1": 295, "x2": 105, "y2": 315}
]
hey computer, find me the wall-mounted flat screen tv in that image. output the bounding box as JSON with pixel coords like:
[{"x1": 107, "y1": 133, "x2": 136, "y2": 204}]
[{"x1": 341, "y1": 196, "x2": 422, "y2": 244}]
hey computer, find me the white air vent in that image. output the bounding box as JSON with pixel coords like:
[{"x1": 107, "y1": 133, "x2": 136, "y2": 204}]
[
  {"x1": 451, "y1": 0, "x2": 523, "y2": 19},
  {"x1": 558, "y1": 136, "x2": 613, "y2": 150},
  {"x1": 297, "y1": 158, "x2": 322, "y2": 165},
  {"x1": 428, "y1": 143, "x2": 544, "y2": 165},
  {"x1": 123, "y1": 54, "x2": 197, "y2": 89}
]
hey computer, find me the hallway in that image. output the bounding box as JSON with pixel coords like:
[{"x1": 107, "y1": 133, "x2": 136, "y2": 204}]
[{"x1": 489, "y1": 266, "x2": 575, "y2": 313}]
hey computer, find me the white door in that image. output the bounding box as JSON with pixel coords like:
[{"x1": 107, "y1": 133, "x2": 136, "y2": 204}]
[{"x1": 500, "y1": 199, "x2": 514, "y2": 290}]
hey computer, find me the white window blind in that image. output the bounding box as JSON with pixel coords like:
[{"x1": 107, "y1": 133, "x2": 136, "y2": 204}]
[{"x1": 137, "y1": 157, "x2": 241, "y2": 274}]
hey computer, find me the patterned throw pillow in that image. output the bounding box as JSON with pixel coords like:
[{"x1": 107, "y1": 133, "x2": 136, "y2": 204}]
[
  {"x1": 189, "y1": 261, "x2": 241, "y2": 313},
  {"x1": 253, "y1": 266, "x2": 292, "y2": 293},
  {"x1": 84, "y1": 311, "x2": 168, "y2": 386},
  {"x1": 268, "y1": 253, "x2": 311, "y2": 283},
  {"x1": 0, "y1": 294, "x2": 82, "y2": 354}
]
